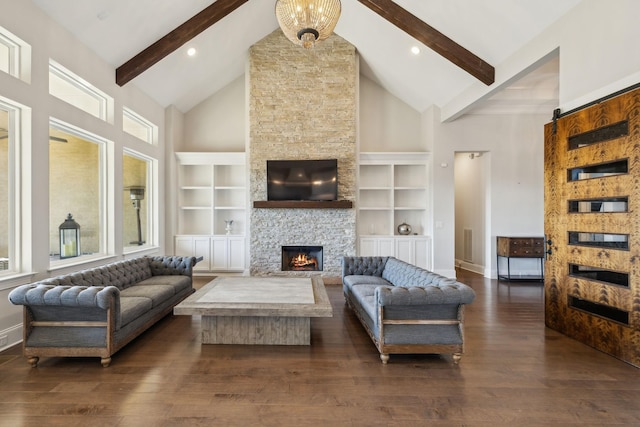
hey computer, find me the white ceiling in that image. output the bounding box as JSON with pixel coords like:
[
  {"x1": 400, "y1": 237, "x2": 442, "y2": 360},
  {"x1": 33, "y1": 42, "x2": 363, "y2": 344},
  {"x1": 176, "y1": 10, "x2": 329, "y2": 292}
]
[{"x1": 32, "y1": 0, "x2": 580, "y2": 115}]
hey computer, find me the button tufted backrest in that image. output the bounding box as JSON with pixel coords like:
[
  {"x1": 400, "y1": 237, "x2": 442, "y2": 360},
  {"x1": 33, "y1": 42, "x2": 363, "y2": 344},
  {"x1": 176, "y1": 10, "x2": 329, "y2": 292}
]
[
  {"x1": 147, "y1": 256, "x2": 195, "y2": 276},
  {"x1": 382, "y1": 257, "x2": 459, "y2": 288},
  {"x1": 109, "y1": 257, "x2": 153, "y2": 288},
  {"x1": 342, "y1": 256, "x2": 389, "y2": 278},
  {"x1": 9, "y1": 283, "x2": 120, "y2": 310},
  {"x1": 376, "y1": 283, "x2": 476, "y2": 306},
  {"x1": 35, "y1": 258, "x2": 154, "y2": 290}
]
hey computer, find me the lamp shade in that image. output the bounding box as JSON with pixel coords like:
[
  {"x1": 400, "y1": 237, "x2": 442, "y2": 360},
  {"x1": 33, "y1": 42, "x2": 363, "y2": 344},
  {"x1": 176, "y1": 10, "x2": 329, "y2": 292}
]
[
  {"x1": 128, "y1": 186, "x2": 145, "y2": 201},
  {"x1": 275, "y1": 0, "x2": 341, "y2": 49}
]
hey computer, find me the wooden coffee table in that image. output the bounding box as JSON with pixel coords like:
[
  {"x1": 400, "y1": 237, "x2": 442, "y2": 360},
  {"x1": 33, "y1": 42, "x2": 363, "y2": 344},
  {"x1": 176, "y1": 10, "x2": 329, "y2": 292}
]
[{"x1": 173, "y1": 276, "x2": 332, "y2": 345}]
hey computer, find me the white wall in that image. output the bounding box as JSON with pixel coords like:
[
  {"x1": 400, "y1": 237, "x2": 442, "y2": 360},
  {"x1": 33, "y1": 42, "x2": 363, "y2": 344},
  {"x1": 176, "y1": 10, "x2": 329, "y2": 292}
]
[
  {"x1": 359, "y1": 75, "x2": 423, "y2": 152},
  {"x1": 183, "y1": 75, "x2": 245, "y2": 152},
  {"x1": 558, "y1": 0, "x2": 640, "y2": 110},
  {"x1": 164, "y1": 105, "x2": 185, "y2": 254},
  {"x1": 452, "y1": 117, "x2": 546, "y2": 277},
  {"x1": 0, "y1": 0, "x2": 167, "y2": 350},
  {"x1": 429, "y1": 112, "x2": 546, "y2": 278}
]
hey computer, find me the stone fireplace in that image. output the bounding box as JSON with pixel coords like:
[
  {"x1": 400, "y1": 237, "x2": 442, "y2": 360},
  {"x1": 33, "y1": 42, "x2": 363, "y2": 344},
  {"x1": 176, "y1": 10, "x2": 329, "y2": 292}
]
[{"x1": 248, "y1": 30, "x2": 357, "y2": 278}]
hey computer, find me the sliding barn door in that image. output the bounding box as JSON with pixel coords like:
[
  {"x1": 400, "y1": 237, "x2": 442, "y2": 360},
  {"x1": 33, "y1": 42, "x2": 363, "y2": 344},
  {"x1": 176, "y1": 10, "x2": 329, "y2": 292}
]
[{"x1": 544, "y1": 87, "x2": 640, "y2": 367}]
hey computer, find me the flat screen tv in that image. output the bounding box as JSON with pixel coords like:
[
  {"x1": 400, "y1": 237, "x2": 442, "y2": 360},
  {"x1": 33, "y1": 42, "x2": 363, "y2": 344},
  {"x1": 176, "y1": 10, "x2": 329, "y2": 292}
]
[{"x1": 267, "y1": 159, "x2": 338, "y2": 201}]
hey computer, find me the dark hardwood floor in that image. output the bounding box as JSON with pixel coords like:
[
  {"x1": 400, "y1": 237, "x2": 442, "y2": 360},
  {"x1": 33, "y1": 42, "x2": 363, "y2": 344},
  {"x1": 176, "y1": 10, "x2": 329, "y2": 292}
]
[{"x1": 1, "y1": 270, "x2": 639, "y2": 426}]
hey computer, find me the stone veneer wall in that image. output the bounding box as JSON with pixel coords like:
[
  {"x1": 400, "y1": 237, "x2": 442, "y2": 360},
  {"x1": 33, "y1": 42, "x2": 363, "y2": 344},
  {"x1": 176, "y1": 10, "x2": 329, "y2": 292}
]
[{"x1": 249, "y1": 30, "x2": 357, "y2": 277}]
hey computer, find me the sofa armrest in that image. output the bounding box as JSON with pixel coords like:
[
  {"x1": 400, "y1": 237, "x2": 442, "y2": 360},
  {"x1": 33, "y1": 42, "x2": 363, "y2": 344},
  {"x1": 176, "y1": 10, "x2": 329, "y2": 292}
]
[
  {"x1": 9, "y1": 284, "x2": 119, "y2": 310},
  {"x1": 376, "y1": 284, "x2": 475, "y2": 306},
  {"x1": 147, "y1": 256, "x2": 197, "y2": 277},
  {"x1": 341, "y1": 256, "x2": 389, "y2": 278}
]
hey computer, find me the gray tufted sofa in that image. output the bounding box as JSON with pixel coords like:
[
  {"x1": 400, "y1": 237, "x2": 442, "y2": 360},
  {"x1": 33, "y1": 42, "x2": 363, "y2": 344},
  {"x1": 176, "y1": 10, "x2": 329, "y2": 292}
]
[
  {"x1": 8, "y1": 255, "x2": 196, "y2": 367},
  {"x1": 342, "y1": 256, "x2": 476, "y2": 364}
]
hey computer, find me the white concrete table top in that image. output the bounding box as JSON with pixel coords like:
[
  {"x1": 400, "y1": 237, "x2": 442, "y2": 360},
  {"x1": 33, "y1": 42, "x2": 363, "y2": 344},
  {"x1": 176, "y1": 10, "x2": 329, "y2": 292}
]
[{"x1": 174, "y1": 275, "x2": 333, "y2": 318}]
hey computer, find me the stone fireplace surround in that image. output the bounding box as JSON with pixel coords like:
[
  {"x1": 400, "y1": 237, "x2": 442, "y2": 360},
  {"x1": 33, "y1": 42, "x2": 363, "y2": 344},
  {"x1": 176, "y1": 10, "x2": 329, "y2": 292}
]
[{"x1": 248, "y1": 30, "x2": 357, "y2": 278}]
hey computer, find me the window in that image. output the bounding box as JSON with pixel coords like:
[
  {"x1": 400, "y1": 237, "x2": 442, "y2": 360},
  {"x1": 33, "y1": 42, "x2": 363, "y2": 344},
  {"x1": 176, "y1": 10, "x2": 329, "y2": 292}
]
[
  {"x1": 123, "y1": 150, "x2": 155, "y2": 250},
  {"x1": 0, "y1": 108, "x2": 10, "y2": 272},
  {"x1": 49, "y1": 119, "x2": 111, "y2": 263},
  {"x1": 0, "y1": 97, "x2": 25, "y2": 276},
  {"x1": 0, "y1": 25, "x2": 30, "y2": 82},
  {"x1": 49, "y1": 60, "x2": 113, "y2": 122},
  {"x1": 0, "y1": 36, "x2": 13, "y2": 75},
  {"x1": 123, "y1": 107, "x2": 157, "y2": 144}
]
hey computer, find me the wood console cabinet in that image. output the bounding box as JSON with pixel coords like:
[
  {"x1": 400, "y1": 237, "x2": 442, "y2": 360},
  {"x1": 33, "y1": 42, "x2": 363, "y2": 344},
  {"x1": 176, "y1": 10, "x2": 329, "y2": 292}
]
[{"x1": 496, "y1": 236, "x2": 544, "y2": 281}]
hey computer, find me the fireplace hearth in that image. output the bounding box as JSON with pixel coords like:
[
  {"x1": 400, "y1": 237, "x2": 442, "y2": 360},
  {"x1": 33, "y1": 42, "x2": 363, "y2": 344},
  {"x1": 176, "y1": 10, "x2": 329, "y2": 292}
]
[{"x1": 282, "y1": 246, "x2": 323, "y2": 271}]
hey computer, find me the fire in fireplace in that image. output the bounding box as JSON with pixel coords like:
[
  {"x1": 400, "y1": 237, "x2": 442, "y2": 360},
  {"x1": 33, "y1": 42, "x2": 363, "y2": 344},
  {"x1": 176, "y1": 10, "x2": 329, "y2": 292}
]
[{"x1": 282, "y1": 246, "x2": 323, "y2": 271}]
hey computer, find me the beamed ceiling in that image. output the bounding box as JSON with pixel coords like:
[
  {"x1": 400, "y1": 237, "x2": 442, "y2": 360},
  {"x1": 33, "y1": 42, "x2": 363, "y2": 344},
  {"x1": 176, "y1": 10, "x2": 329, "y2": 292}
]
[{"x1": 32, "y1": 0, "x2": 582, "y2": 116}]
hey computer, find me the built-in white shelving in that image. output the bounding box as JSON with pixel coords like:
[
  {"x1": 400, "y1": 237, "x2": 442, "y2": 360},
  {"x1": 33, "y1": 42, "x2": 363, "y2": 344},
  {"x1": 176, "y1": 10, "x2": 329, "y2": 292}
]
[
  {"x1": 175, "y1": 152, "x2": 247, "y2": 273},
  {"x1": 357, "y1": 152, "x2": 431, "y2": 269}
]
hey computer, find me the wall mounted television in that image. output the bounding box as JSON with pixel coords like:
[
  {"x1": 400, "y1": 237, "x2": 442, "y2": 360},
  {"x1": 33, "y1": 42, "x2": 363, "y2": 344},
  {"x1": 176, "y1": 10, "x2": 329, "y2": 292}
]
[{"x1": 267, "y1": 159, "x2": 338, "y2": 201}]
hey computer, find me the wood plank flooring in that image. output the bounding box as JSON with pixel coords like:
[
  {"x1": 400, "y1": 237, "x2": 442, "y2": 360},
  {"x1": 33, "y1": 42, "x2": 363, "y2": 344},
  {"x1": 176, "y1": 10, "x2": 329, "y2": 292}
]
[{"x1": 1, "y1": 270, "x2": 640, "y2": 426}]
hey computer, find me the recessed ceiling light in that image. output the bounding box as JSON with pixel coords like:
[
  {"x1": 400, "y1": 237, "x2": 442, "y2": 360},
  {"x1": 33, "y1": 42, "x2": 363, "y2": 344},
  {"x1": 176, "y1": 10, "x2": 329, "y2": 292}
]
[
  {"x1": 187, "y1": 47, "x2": 197, "y2": 57},
  {"x1": 411, "y1": 46, "x2": 421, "y2": 55}
]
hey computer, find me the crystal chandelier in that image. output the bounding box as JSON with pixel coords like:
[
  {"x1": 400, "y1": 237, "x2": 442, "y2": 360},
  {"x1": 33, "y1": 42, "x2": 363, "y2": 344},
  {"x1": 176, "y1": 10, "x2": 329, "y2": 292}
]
[{"x1": 275, "y1": 0, "x2": 342, "y2": 49}]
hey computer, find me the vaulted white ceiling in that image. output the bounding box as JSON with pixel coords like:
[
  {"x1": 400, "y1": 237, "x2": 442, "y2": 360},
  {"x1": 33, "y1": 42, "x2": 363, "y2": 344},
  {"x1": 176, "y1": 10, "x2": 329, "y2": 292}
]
[{"x1": 32, "y1": 0, "x2": 581, "y2": 115}]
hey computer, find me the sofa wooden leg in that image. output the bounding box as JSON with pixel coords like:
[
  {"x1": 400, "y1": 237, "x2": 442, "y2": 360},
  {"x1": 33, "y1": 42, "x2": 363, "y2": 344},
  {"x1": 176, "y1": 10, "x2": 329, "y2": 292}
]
[
  {"x1": 101, "y1": 357, "x2": 111, "y2": 368},
  {"x1": 380, "y1": 353, "x2": 389, "y2": 364},
  {"x1": 27, "y1": 356, "x2": 39, "y2": 368},
  {"x1": 452, "y1": 353, "x2": 462, "y2": 365}
]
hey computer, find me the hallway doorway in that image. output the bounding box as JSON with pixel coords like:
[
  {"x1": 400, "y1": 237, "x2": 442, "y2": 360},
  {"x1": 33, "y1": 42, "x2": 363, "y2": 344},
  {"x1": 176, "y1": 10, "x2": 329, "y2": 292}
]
[{"x1": 454, "y1": 151, "x2": 490, "y2": 276}]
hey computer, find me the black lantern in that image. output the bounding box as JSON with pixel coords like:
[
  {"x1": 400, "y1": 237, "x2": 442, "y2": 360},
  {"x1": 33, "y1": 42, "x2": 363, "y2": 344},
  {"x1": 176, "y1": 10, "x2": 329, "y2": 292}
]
[{"x1": 59, "y1": 213, "x2": 80, "y2": 259}]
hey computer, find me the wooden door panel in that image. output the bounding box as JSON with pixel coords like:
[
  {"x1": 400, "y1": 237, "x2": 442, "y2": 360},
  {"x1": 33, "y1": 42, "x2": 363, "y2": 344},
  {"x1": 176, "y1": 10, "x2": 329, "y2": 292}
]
[
  {"x1": 569, "y1": 280, "x2": 630, "y2": 311},
  {"x1": 544, "y1": 87, "x2": 640, "y2": 367},
  {"x1": 564, "y1": 246, "x2": 628, "y2": 270},
  {"x1": 565, "y1": 176, "x2": 630, "y2": 197},
  {"x1": 566, "y1": 214, "x2": 629, "y2": 233}
]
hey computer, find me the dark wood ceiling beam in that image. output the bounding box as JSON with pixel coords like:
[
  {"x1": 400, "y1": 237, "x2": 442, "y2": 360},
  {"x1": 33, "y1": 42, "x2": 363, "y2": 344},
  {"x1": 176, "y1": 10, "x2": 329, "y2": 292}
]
[
  {"x1": 116, "y1": 0, "x2": 249, "y2": 86},
  {"x1": 358, "y1": 0, "x2": 495, "y2": 85}
]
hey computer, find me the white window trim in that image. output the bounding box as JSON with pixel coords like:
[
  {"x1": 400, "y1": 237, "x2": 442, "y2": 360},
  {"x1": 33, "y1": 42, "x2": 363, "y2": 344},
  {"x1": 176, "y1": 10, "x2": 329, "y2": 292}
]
[
  {"x1": 49, "y1": 118, "x2": 114, "y2": 268},
  {"x1": 123, "y1": 107, "x2": 158, "y2": 145},
  {"x1": 0, "y1": 95, "x2": 30, "y2": 281},
  {"x1": 0, "y1": 25, "x2": 31, "y2": 83},
  {"x1": 49, "y1": 60, "x2": 113, "y2": 123},
  {"x1": 0, "y1": 32, "x2": 19, "y2": 77},
  {"x1": 123, "y1": 148, "x2": 158, "y2": 253}
]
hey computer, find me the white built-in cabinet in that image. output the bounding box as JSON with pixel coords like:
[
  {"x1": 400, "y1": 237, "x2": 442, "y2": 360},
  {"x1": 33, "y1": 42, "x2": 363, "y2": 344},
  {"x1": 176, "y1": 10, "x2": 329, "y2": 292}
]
[
  {"x1": 358, "y1": 152, "x2": 431, "y2": 270},
  {"x1": 174, "y1": 152, "x2": 246, "y2": 273}
]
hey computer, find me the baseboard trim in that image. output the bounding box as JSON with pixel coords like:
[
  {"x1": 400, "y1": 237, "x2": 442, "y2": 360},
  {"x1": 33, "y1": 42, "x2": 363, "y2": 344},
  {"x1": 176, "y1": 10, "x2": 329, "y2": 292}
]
[
  {"x1": 455, "y1": 259, "x2": 485, "y2": 276},
  {"x1": 0, "y1": 324, "x2": 22, "y2": 352}
]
